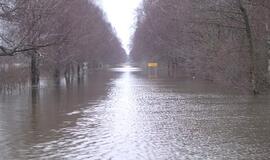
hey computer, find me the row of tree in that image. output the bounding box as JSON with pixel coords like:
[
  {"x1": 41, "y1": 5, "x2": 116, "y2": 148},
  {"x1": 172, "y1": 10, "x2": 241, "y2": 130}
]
[
  {"x1": 0, "y1": 0, "x2": 125, "y2": 88},
  {"x1": 132, "y1": 0, "x2": 270, "y2": 94}
]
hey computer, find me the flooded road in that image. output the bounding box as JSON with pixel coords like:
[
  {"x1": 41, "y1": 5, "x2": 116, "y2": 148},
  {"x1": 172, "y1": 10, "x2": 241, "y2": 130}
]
[{"x1": 1, "y1": 68, "x2": 270, "y2": 160}]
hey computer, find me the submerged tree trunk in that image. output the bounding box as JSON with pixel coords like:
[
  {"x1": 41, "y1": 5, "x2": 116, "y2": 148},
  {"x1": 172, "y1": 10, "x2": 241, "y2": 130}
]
[
  {"x1": 167, "y1": 59, "x2": 171, "y2": 77},
  {"x1": 54, "y1": 67, "x2": 61, "y2": 85},
  {"x1": 172, "y1": 57, "x2": 178, "y2": 78},
  {"x1": 238, "y1": 0, "x2": 258, "y2": 94},
  {"x1": 31, "y1": 51, "x2": 40, "y2": 86},
  {"x1": 77, "y1": 63, "x2": 82, "y2": 83}
]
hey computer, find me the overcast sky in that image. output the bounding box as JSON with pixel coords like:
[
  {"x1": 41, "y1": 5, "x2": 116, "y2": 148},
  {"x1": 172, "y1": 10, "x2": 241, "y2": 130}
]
[{"x1": 96, "y1": 0, "x2": 142, "y2": 54}]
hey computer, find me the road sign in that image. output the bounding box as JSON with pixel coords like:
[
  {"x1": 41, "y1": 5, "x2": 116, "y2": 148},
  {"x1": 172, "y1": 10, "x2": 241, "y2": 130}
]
[{"x1": 148, "y1": 63, "x2": 158, "y2": 68}]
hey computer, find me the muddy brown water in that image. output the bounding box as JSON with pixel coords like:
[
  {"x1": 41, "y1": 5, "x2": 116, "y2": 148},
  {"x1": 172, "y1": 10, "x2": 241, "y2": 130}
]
[{"x1": 0, "y1": 68, "x2": 270, "y2": 160}]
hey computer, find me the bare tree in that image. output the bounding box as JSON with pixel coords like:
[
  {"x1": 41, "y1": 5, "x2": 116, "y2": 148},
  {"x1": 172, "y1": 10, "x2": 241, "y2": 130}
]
[
  {"x1": 0, "y1": 0, "x2": 126, "y2": 88},
  {"x1": 132, "y1": 0, "x2": 270, "y2": 94}
]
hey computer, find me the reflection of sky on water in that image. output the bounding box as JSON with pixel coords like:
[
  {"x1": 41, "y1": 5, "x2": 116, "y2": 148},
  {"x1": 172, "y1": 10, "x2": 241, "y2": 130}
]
[
  {"x1": 1, "y1": 69, "x2": 270, "y2": 159},
  {"x1": 110, "y1": 66, "x2": 142, "y2": 73}
]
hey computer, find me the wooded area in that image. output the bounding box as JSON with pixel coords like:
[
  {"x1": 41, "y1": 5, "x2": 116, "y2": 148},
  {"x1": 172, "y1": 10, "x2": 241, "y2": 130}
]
[
  {"x1": 132, "y1": 0, "x2": 270, "y2": 94},
  {"x1": 0, "y1": 0, "x2": 125, "y2": 90}
]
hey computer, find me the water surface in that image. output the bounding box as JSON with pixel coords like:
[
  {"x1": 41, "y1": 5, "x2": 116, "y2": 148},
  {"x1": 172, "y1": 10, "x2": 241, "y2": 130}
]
[{"x1": 0, "y1": 69, "x2": 270, "y2": 160}]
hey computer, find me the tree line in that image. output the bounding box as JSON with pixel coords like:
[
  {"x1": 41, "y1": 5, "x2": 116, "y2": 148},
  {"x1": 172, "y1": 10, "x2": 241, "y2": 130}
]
[
  {"x1": 132, "y1": 0, "x2": 270, "y2": 94},
  {"x1": 0, "y1": 0, "x2": 125, "y2": 89}
]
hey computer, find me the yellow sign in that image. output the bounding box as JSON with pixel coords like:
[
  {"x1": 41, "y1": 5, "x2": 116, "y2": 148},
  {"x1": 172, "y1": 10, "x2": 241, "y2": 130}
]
[{"x1": 148, "y1": 62, "x2": 158, "y2": 68}]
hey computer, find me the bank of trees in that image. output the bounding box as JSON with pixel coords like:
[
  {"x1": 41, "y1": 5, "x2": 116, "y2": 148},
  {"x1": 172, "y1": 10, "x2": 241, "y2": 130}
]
[
  {"x1": 132, "y1": 0, "x2": 270, "y2": 94},
  {"x1": 0, "y1": 0, "x2": 125, "y2": 89}
]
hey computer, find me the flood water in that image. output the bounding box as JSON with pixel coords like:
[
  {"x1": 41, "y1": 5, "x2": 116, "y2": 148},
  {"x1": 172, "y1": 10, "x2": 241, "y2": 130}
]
[{"x1": 1, "y1": 68, "x2": 270, "y2": 160}]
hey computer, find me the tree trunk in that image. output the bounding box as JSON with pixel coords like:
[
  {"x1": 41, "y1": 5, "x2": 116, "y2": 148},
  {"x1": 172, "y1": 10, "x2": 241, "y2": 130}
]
[
  {"x1": 168, "y1": 59, "x2": 171, "y2": 77},
  {"x1": 238, "y1": 0, "x2": 258, "y2": 94},
  {"x1": 77, "y1": 64, "x2": 81, "y2": 82},
  {"x1": 54, "y1": 67, "x2": 60, "y2": 79},
  {"x1": 54, "y1": 67, "x2": 61, "y2": 85},
  {"x1": 31, "y1": 51, "x2": 40, "y2": 86}
]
